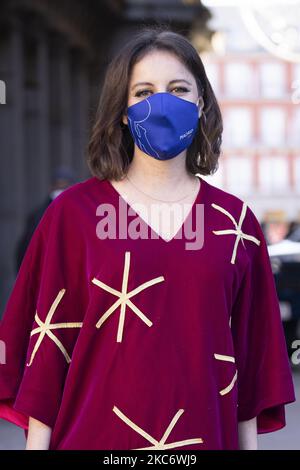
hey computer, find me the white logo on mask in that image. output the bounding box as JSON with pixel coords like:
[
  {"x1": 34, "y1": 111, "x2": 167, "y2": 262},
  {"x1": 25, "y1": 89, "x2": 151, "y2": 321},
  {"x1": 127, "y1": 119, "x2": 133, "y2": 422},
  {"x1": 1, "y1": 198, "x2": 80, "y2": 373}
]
[{"x1": 180, "y1": 128, "x2": 194, "y2": 140}]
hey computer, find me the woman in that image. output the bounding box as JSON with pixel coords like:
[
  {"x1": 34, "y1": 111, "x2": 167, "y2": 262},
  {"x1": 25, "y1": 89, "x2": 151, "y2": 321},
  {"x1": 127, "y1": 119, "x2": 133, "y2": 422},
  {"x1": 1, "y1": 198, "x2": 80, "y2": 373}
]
[{"x1": 0, "y1": 27, "x2": 295, "y2": 450}]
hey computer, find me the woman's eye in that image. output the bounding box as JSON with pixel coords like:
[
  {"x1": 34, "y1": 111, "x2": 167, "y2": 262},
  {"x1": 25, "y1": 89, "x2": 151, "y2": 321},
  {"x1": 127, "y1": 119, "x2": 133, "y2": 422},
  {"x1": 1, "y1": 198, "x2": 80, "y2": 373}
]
[
  {"x1": 135, "y1": 89, "x2": 152, "y2": 97},
  {"x1": 134, "y1": 87, "x2": 190, "y2": 98},
  {"x1": 171, "y1": 87, "x2": 190, "y2": 93}
]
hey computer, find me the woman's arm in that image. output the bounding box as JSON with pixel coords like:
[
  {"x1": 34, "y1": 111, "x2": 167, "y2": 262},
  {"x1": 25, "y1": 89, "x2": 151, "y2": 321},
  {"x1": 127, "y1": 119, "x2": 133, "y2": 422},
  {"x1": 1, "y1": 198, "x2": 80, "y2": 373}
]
[
  {"x1": 25, "y1": 416, "x2": 52, "y2": 450},
  {"x1": 238, "y1": 417, "x2": 258, "y2": 450}
]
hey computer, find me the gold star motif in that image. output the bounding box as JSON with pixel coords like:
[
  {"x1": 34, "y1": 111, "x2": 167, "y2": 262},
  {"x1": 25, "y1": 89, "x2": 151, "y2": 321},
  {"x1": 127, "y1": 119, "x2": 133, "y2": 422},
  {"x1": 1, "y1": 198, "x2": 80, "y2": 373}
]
[
  {"x1": 113, "y1": 405, "x2": 203, "y2": 450},
  {"x1": 27, "y1": 289, "x2": 83, "y2": 367},
  {"x1": 211, "y1": 201, "x2": 260, "y2": 264},
  {"x1": 92, "y1": 251, "x2": 165, "y2": 342},
  {"x1": 214, "y1": 353, "x2": 238, "y2": 396}
]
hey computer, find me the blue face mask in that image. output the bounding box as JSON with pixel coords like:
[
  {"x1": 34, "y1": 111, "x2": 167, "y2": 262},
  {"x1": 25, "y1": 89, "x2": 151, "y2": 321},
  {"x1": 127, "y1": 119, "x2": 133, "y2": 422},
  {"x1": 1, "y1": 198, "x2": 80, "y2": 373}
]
[{"x1": 126, "y1": 92, "x2": 200, "y2": 160}]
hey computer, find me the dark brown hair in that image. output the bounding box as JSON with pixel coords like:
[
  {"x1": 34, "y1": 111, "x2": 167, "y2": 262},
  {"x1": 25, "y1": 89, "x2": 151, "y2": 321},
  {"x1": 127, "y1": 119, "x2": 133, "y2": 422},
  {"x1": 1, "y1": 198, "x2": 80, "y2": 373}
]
[{"x1": 87, "y1": 26, "x2": 223, "y2": 180}]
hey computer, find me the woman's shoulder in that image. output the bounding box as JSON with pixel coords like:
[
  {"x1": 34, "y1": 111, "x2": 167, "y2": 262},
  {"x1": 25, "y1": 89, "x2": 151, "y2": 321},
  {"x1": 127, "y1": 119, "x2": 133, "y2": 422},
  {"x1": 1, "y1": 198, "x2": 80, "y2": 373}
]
[
  {"x1": 202, "y1": 177, "x2": 262, "y2": 245},
  {"x1": 202, "y1": 176, "x2": 245, "y2": 206},
  {"x1": 50, "y1": 176, "x2": 101, "y2": 206},
  {"x1": 43, "y1": 176, "x2": 109, "y2": 217},
  {"x1": 33, "y1": 176, "x2": 104, "y2": 237}
]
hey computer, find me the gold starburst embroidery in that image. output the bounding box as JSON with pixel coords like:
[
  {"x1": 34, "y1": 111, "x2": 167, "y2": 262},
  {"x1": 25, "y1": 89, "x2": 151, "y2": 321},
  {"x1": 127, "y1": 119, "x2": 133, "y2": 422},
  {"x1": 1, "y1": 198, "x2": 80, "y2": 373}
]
[
  {"x1": 92, "y1": 251, "x2": 165, "y2": 343},
  {"x1": 214, "y1": 353, "x2": 238, "y2": 396},
  {"x1": 113, "y1": 405, "x2": 203, "y2": 450},
  {"x1": 27, "y1": 289, "x2": 83, "y2": 366},
  {"x1": 211, "y1": 201, "x2": 260, "y2": 264}
]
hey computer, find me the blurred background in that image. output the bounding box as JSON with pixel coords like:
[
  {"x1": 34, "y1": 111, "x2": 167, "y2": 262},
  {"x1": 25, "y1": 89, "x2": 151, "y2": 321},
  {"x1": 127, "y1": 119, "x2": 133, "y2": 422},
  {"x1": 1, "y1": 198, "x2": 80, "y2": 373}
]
[{"x1": 0, "y1": 0, "x2": 299, "y2": 450}]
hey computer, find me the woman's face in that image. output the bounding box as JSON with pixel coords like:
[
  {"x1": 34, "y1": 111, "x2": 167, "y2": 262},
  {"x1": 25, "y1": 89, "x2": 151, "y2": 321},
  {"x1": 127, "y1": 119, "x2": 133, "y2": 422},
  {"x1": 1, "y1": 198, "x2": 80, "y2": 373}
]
[{"x1": 123, "y1": 50, "x2": 203, "y2": 124}]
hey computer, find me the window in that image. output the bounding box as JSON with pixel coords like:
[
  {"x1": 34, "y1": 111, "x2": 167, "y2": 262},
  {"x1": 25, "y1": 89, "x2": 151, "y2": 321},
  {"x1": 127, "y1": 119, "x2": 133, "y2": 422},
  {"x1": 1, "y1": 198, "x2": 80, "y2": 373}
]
[
  {"x1": 294, "y1": 157, "x2": 300, "y2": 194},
  {"x1": 292, "y1": 64, "x2": 300, "y2": 105},
  {"x1": 224, "y1": 63, "x2": 253, "y2": 98},
  {"x1": 293, "y1": 64, "x2": 300, "y2": 82},
  {"x1": 224, "y1": 107, "x2": 253, "y2": 147},
  {"x1": 204, "y1": 62, "x2": 220, "y2": 97},
  {"x1": 260, "y1": 62, "x2": 286, "y2": 98},
  {"x1": 260, "y1": 107, "x2": 286, "y2": 146},
  {"x1": 259, "y1": 156, "x2": 289, "y2": 194},
  {"x1": 226, "y1": 156, "x2": 253, "y2": 196},
  {"x1": 206, "y1": 159, "x2": 225, "y2": 189},
  {"x1": 290, "y1": 108, "x2": 300, "y2": 146}
]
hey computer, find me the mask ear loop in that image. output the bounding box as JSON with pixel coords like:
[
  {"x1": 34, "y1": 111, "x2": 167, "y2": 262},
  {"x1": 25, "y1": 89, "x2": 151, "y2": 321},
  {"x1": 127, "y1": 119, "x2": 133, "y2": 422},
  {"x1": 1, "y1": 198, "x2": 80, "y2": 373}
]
[
  {"x1": 198, "y1": 95, "x2": 208, "y2": 166},
  {"x1": 197, "y1": 96, "x2": 205, "y2": 120}
]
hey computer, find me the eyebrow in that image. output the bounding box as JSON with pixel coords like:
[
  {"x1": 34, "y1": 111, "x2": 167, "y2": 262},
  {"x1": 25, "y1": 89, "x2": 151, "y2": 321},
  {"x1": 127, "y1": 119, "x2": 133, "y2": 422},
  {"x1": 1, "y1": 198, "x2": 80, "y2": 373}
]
[{"x1": 131, "y1": 79, "x2": 193, "y2": 91}]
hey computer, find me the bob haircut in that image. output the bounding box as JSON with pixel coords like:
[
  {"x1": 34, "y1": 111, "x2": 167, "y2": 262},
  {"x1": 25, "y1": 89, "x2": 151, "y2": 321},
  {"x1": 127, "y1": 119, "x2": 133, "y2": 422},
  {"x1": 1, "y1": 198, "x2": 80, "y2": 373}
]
[{"x1": 87, "y1": 26, "x2": 223, "y2": 180}]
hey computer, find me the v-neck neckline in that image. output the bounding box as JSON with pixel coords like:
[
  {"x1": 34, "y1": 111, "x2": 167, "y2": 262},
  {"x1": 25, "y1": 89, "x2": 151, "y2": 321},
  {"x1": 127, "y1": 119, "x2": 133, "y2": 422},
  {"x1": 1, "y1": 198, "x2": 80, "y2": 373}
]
[{"x1": 103, "y1": 174, "x2": 206, "y2": 244}]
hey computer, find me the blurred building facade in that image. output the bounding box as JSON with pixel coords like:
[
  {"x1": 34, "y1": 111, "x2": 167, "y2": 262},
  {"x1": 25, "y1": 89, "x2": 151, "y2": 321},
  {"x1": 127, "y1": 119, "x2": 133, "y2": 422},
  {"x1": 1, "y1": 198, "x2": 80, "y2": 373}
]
[{"x1": 200, "y1": 5, "x2": 300, "y2": 222}]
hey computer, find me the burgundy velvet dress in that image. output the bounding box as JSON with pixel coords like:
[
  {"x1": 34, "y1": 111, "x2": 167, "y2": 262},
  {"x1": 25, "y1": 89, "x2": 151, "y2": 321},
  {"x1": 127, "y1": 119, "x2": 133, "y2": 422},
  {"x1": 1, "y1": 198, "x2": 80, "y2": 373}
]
[{"x1": 0, "y1": 175, "x2": 295, "y2": 450}]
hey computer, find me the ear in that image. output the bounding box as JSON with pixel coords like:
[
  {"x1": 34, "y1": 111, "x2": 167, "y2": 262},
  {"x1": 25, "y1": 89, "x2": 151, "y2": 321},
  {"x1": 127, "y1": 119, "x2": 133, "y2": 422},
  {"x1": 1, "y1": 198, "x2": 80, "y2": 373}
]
[
  {"x1": 197, "y1": 96, "x2": 204, "y2": 119},
  {"x1": 122, "y1": 111, "x2": 128, "y2": 125}
]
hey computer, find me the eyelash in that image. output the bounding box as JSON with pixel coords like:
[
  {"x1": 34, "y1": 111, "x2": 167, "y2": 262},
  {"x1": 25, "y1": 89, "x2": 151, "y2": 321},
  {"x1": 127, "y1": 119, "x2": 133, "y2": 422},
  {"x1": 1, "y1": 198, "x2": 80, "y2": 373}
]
[{"x1": 134, "y1": 87, "x2": 190, "y2": 97}]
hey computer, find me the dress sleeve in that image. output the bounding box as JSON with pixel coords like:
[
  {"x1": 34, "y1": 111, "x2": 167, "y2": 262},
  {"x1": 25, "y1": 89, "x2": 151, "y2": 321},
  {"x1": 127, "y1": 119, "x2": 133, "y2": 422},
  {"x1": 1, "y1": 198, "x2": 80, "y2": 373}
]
[
  {"x1": 230, "y1": 205, "x2": 296, "y2": 434},
  {"x1": 0, "y1": 195, "x2": 86, "y2": 430}
]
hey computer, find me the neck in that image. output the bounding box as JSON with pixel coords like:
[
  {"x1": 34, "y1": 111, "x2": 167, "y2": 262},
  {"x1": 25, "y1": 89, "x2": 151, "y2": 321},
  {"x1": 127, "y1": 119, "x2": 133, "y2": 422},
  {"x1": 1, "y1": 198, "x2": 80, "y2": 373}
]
[{"x1": 126, "y1": 147, "x2": 196, "y2": 195}]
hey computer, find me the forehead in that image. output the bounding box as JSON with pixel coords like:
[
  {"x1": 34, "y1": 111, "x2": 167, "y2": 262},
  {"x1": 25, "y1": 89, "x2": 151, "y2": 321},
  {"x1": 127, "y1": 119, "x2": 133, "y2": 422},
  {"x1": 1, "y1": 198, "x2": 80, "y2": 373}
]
[{"x1": 129, "y1": 50, "x2": 196, "y2": 85}]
